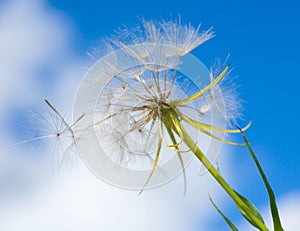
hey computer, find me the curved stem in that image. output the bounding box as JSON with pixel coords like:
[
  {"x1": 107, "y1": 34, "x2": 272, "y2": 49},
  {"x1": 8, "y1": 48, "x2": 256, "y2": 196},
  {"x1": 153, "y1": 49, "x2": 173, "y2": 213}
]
[{"x1": 166, "y1": 111, "x2": 269, "y2": 231}]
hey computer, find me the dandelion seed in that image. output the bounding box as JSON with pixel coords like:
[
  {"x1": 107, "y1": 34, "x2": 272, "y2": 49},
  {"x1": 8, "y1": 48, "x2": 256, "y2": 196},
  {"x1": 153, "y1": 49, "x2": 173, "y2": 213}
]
[{"x1": 18, "y1": 99, "x2": 85, "y2": 172}]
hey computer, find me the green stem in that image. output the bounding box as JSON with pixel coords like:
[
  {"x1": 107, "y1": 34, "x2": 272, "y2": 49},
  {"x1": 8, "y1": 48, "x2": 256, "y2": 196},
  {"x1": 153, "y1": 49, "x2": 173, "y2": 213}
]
[{"x1": 167, "y1": 112, "x2": 269, "y2": 231}]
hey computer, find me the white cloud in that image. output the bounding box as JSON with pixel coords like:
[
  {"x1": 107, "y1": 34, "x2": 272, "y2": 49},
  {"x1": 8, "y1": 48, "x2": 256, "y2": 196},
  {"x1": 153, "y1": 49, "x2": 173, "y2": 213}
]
[
  {"x1": 277, "y1": 192, "x2": 300, "y2": 230},
  {"x1": 0, "y1": 161, "x2": 226, "y2": 231},
  {"x1": 238, "y1": 191, "x2": 300, "y2": 231},
  {"x1": 0, "y1": 0, "x2": 75, "y2": 106}
]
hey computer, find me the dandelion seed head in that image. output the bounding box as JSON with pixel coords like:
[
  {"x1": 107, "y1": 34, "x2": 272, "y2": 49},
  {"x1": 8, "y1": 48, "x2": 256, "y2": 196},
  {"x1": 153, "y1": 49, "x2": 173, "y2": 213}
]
[{"x1": 73, "y1": 18, "x2": 243, "y2": 190}]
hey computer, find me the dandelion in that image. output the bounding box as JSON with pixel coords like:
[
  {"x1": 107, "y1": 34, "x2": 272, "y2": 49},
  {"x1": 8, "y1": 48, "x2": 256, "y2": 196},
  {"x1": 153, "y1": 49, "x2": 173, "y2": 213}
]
[{"x1": 73, "y1": 18, "x2": 251, "y2": 192}]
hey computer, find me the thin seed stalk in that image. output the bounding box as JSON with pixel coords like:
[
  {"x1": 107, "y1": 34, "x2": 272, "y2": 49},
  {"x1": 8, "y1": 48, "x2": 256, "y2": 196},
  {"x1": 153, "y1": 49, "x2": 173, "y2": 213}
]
[{"x1": 163, "y1": 110, "x2": 269, "y2": 231}]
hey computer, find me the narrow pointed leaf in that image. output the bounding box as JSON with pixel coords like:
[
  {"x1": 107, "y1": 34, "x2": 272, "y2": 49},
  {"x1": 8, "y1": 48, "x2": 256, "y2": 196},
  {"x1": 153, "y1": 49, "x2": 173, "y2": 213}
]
[
  {"x1": 165, "y1": 124, "x2": 187, "y2": 195},
  {"x1": 209, "y1": 195, "x2": 239, "y2": 231},
  {"x1": 178, "y1": 110, "x2": 245, "y2": 146},
  {"x1": 179, "y1": 112, "x2": 252, "y2": 133},
  {"x1": 139, "y1": 136, "x2": 163, "y2": 194},
  {"x1": 170, "y1": 65, "x2": 229, "y2": 106},
  {"x1": 240, "y1": 130, "x2": 284, "y2": 231}
]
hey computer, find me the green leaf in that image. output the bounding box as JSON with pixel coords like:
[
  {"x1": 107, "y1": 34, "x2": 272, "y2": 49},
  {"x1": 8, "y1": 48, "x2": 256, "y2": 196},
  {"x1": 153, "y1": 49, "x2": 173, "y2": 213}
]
[
  {"x1": 170, "y1": 65, "x2": 229, "y2": 106},
  {"x1": 139, "y1": 135, "x2": 163, "y2": 195},
  {"x1": 209, "y1": 195, "x2": 239, "y2": 231},
  {"x1": 177, "y1": 111, "x2": 245, "y2": 146},
  {"x1": 179, "y1": 110, "x2": 252, "y2": 134},
  {"x1": 240, "y1": 130, "x2": 284, "y2": 231},
  {"x1": 165, "y1": 124, "x2": 187, "y2": 195},
  {"x1": 234, "y1": 191, "x2": 265, "y2": 230}
]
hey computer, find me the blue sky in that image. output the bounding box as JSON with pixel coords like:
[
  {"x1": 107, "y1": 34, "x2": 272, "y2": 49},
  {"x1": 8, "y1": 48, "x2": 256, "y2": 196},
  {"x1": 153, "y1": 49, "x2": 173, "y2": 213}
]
[{"x1": 1, "y1": 0, "x2": 300, "y2": 230}]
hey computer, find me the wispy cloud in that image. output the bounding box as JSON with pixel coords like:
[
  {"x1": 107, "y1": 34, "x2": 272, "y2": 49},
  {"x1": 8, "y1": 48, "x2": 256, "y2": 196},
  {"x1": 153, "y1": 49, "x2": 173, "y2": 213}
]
[
  {"x1": 0, "y1": 161, "x2": 229, "y2": 231},
  {"x1": 239, "y1": 191, "x2": 300, "y2": 231}
]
